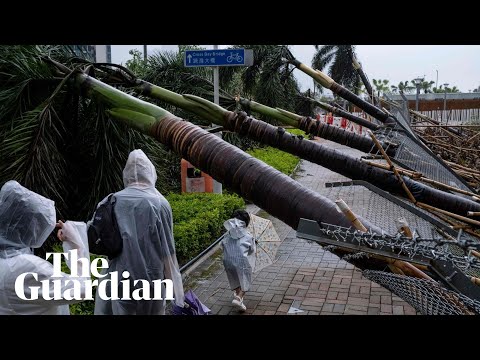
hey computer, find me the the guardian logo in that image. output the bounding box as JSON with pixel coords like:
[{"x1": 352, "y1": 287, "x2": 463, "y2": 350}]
[{"x1": 14, "y1": 249, "x2": 174, "y2": 301}]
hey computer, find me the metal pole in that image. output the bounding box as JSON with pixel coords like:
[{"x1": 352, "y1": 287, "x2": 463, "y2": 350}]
[
  {"x1": 143, "y1": 45, "x2": 147, "y2": 62},
  {"x1": 444, "y1": 89, "x2": 448, "y2": 125},
  {"x1": 436, "y1": 70, "x2": 438, "y2": 89},
  {"x1": 212, "y1": 45, "x2": 222, "y2": 194},
  {"x1": 416, "y1": 84, "x2": 420, "y2": 111},
  {"x1": 213, "y1": 45, "x2": 219, "y2": 105}
]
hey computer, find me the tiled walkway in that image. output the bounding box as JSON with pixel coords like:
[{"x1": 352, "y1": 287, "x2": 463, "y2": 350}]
[{"x1": 183, "y1": 140, "x2": 418, "y2": 315}]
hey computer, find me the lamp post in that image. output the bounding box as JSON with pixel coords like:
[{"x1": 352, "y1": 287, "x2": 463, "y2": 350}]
[
  {"x1": 414, "y1": 77, "x2": 423, "y2": 111},
  {"x1": 443, "y1": 83, "x2": 449, "y2": 124}
]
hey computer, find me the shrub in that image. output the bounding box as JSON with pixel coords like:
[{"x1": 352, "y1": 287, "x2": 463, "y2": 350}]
[{"x1": 167, "y1": 192, "x2": 245, "y2": 265}]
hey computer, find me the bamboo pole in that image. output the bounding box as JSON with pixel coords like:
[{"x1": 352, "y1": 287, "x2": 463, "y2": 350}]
[
  {"x1": 446, "y1": 161, "x2": 480, "y2": 175},
  {"x1": 411, "y1": 125, "x2": 480, "y2": 128},
  {"x1": 467, "y1": 131, "x2": 480, "y2": 144},
  {"x1": 361, "y1": 159, "x2": 479, "y2": 198},
  {"x1": 396, "y1": 217, "x2": 413, "y2": 238},
  {"x1": 424, "y1": 210, "x2": 480, "y2": 241},
  {"x1": 467, "y1": 212, "x2": 480, "y2": 217},
  {"x1": 367, "y1": 130, "x2": 417, "y2": 204},
  {"x1": 471, "y1": 277, "x2": 480, "y2": 286},
  {"x1": 416, "y1": 202, "x2": 480, "y2": 227},
  {"x1": 334, "y1": 199, "x2": 433, "y2": 280},
  {"x1": 335, "y1": 199, "x2": 368, "y2": 232},
  {"x1": 368, "y1": 130, "x2": 480, "y2": 227}
]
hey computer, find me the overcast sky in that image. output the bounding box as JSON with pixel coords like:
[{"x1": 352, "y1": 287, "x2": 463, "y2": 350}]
[{"x1": 111, "y1": 45, "x2": 480, "y2": 93}]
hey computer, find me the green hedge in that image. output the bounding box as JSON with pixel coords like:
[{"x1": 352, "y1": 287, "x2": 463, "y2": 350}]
[{"x1": 167, "y1": 192, "x2": 245, "y2": 265}]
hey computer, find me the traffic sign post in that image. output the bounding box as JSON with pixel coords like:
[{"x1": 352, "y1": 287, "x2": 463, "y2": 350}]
[
  {"x1": 212, "y1": 45, "x2": 222, "y2": 194},
  {"x1": 183, "y1": 47, "x2": 253, "y2": 194}
]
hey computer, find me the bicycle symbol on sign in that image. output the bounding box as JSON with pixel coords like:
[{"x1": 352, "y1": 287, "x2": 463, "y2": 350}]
[{"x1": 226, "y1": 52, "x2": 243, "y2": 63}]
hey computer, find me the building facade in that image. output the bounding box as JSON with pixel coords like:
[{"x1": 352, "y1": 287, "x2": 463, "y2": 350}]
[{"x1": 66, "y1": 45, "x2": 111, "y2": 62}]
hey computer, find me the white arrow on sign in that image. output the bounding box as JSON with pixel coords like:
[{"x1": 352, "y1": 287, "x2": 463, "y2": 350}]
[{"x1": 187, "y1": 54, "x2": 192, "y2": 63}]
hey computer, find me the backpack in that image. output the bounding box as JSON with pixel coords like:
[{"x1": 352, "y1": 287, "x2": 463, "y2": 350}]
[{"x1": 87, "y1": 194, "x2": 123, "y2": 258}]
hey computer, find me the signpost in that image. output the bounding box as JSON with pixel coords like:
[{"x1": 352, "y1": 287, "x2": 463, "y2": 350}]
[
  {"x1": 184, "y1": 48, "x2": 253, "y2": 67},
  {"x1": 184, "y1": 47, "x2": 253, "y2": 194}
]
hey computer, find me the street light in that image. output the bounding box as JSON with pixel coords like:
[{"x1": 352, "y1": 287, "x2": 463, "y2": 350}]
[
  {"x1": 443, "y1": 83, "x2": 449, "y2": 123},
  {"x1": 414, "y1": 77, "x2": 423, "y2": 111}
]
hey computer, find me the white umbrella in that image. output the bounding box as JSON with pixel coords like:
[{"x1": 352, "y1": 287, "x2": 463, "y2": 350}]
[{"x1": 247, "y1": 214, "x2": 282, "y2": 273}]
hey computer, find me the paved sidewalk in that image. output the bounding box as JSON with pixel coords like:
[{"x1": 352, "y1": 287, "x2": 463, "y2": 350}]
[{"x1": 183, "y1": 140, "x2": 418, "y2": 315}]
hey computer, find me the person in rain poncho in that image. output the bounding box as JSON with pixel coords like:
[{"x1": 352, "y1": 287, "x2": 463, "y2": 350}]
[
  {"x1": 221, "y1": 209, "x2": 255, "y2": 312},
  {"x1": 91, "y1": 149, "x2": 184, "y2": 315},
  {"x1": 0, "y1": 181, "x2": 90, "y2": 315}
]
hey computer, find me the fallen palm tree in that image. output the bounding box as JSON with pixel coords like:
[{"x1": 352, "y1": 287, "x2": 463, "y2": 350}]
[
  {"x1": 89, "y1": 61, "x2": 392, "y2": 157},
  {"x1": 30, "y1": 58, "x2": 387, "y2": 234},
  {"x1": 286, "y1": 53, "x2": 475, "y2": 194},
  {"x1": 69, "y1": 62, "x2": 480, "y2": 219}
]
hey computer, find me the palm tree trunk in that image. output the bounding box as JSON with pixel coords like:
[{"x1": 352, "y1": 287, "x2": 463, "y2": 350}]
[
  {"x1": 289, "y1": 58, "x2": 396, "y2": 126},
  {"x1": 72, "y1": 71, "x2": 380, "y2": 231},
  {"x1": 348, "y1": 49, "x2": 376, "y2": 105}
]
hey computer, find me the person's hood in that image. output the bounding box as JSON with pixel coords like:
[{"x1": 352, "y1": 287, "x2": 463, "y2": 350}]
[
  {"x1": 0, "y1": 180, "x2": 56, "y2": 252},
  {"x1": 123, "y1": 149, "x2": 157, "y2": 189},
  {"x1": 223, "y1": 218, "x2": 248, "y2": 239}
]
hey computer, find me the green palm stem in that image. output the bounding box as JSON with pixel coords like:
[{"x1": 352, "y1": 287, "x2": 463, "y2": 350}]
[
  {"x1": 125, "y1": 80, "x2": 480, "y2": 217},
  {"x1": 288, "y1": 57, "x2": 396, "y2": 126},
  {"x1": 72, "y1": 71, "x2": 382, "y2": 232}
]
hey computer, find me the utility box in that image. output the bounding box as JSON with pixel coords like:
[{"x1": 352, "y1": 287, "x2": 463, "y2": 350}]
[{"x1": 181, "y1": 159, "x2": 214, "y2": 193}]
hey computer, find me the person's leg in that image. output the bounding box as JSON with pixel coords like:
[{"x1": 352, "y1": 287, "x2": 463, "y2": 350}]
[{"x1": 232, "y1": 287, "x2": 247, "y2": 312}]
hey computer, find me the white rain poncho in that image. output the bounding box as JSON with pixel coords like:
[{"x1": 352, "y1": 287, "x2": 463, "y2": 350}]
[
  {"x1": 93, "y1": 149, "x2": 184, "y2": 315},
  {"x1": 221, "y1": 218, "x2": 255, "y2": 292},
  {"x1": 0, "y1": 181, "x2": 90, "y2": 315}
]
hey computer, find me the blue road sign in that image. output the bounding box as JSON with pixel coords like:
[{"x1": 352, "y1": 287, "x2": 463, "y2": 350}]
[{"x1": 184, "y1": 48, "x2": 251, "y2": 67}]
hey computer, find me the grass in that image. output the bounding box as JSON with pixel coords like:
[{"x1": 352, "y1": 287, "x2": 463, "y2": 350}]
[{"x1": 246, "y1": 128, "x2": 304, "y2": 175}]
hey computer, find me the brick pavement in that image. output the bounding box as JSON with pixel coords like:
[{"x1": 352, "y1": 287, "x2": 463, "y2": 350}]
[{"x1": 183, "y1": 139, "x2": 418, "y2": 315}]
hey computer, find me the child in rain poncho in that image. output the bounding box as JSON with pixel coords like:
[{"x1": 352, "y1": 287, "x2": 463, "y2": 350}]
[
  {"x1": 221, "y1": 209, "x2": 255, "y2": 312},
  {"x1": 0, "y1": 181, "x2": 90, "y2": 315}
]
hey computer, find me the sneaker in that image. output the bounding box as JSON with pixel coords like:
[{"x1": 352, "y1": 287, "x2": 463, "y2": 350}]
[{"x1": 232, "y1": 295, "x2": 247, "y2": 312}]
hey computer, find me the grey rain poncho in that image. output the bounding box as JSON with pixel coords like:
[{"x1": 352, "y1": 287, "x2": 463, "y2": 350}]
[
  {"x1": 93, "y1": 149, "x2": 184, "y2": 315},
  {"x1": 0, "y1": 181, "x2": 90, "y2": 315},
  {"x1": 222, "y1": 218, "x2": 255, "y2": 292}
]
